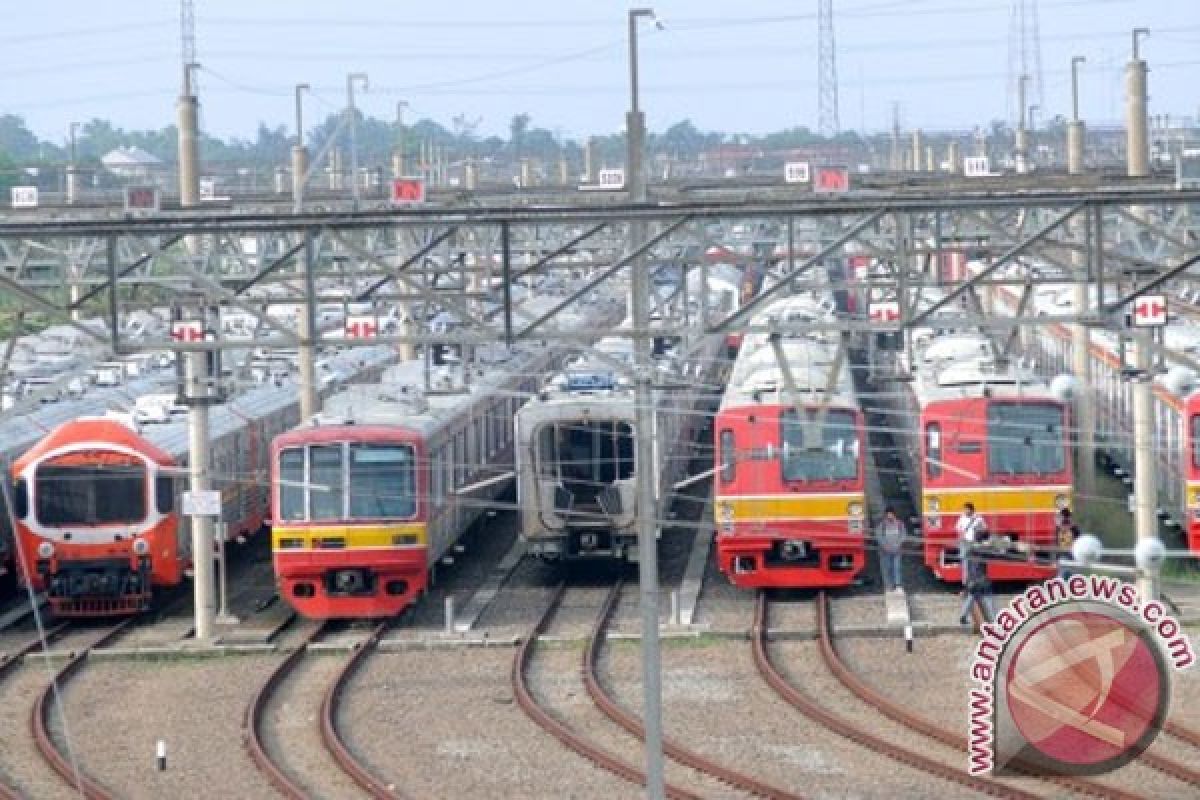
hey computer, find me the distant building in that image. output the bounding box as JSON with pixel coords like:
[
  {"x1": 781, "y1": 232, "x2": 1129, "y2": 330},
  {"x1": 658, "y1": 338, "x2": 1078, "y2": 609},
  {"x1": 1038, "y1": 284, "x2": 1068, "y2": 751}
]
[{"x1": 100, "y1": 146, "x2": 166, "y2": 184}]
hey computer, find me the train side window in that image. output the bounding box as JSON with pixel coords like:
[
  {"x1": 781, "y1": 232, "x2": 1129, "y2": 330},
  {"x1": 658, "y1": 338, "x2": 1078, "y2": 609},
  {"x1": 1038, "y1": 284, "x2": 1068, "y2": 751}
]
[
  {"x1": 12, "y1": 478, "x2": 27, "y2": 519},
  {"x1": 155, "y1": 475, "x2": 175, "y2": 514},
  {"x1": 279, "y1": 448, "x2": 306, "y2": 521},
  {"x1": 1192, "y1": 416, "x2": 1200, "y2": 468},
  {"x1": 719, "y1": 430, "x2": 736, "y2": 483},
  {"x1": 926, "y1": 424, "x2": 942, "y2": 478}
]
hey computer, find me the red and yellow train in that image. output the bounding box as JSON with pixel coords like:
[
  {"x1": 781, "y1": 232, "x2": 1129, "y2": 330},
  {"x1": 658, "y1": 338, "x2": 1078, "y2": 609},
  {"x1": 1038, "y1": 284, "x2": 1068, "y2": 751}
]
[{"x1": 714, "y1": 297, "x2": 868, "y2": 589}]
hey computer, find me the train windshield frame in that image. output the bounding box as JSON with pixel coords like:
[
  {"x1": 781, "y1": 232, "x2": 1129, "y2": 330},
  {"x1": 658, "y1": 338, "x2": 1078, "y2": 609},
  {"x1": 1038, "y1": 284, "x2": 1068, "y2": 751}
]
[
  {"x1": 986, "y1": 402, "x2": 1066, "y2": 476},
  {"x1": 35, "y1": 462, "x2": 147, "y2": 525},
  {"x1": 277, "y1": 443, "x2": 417, "y2": 522},
  {"x1": 780, "y1": 408, "x2": 859, "y2": 482}
]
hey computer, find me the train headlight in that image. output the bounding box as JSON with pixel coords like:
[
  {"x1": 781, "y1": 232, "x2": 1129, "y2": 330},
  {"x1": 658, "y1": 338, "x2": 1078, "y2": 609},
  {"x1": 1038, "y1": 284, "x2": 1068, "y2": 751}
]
[
  {"x1": 1054, "y1": 494, "x2": 1069, "y2": 510},
  {"x1": 37, "y1": 541, "x2": 54, "y2": 559},
  {"x1": 847, "y1": 501, "x2": 864, "y2": 517},
  {"x1": 133, "y1": 538, "x2": 150, "y2": 556},
  {"x1": 927, "y1": 497, "x2": 941, "y2": 513}
]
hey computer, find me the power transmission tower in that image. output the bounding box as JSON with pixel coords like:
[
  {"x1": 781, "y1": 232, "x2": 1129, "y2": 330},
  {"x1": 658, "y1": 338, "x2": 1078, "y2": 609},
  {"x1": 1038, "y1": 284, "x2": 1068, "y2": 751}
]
[
  {"x1": 817, "y1": 0, "x2": 840, "y2": 137},
  {"x1": 1007, "y1": 0, "x2": 1043, "y2": 128}
]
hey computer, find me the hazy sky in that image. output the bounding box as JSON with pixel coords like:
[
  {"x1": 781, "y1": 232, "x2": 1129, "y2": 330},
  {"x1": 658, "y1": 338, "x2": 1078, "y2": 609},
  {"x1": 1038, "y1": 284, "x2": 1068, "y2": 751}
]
[{"x1": 2, "y1": 0, "x2": 1198, "y2": 143}]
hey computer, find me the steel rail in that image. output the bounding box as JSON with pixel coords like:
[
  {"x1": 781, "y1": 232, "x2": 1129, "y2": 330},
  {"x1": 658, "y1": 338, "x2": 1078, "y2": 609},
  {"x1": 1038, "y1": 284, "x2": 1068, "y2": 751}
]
[
  {"x1": 242, "y1": 622, "x2": 327, "y2": 800},
  {"x1": 31, "y1": 619, "x2": 135, "y2": 800},
  {"x1": 753, "y1": 592, "x2": 1038, "y2": 799},
  {"x1": 584, "y1": 580, "x2": 805, "y2": 800},
  {"x1": 512, "y1": 584, "x2": 701, "y2": 800},
  {"x1": 319, "y1": 620, "x2": 408, "y2": 800},
  {"x1": 825, "y1": 594, "x2": 1143, "y2": 800},
  {"x1": 0, "y1": 622, "x2": 70, "y2": 800}
]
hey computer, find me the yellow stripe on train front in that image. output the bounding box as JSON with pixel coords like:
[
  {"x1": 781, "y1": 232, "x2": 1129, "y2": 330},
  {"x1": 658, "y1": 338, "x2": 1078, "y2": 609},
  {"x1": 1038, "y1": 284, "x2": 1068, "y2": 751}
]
[
  {"x1": 923, "y1": 487, "x2": 1071, "y2": 515},
  {"x1": 272, "y1": 523, "x2": 427, "y2": 550},
  {"x1": 715, "y1": 493, "x2": 865, "y2": 522}
]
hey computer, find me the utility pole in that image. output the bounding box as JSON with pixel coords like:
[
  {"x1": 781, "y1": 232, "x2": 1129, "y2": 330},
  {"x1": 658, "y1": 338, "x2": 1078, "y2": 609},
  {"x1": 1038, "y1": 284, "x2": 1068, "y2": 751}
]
[
  {"x1": 66, "y1": 122, "x2": 81, "y2": 205},
  {"x1": 1015, "y1": 74, "x2": 1030, "y2": 174},
  {"x1": 1126, "y1": 27, "x2": 1158, "y2": 601},
  {"x1": 292, "y1": 83, "x2": 310, "y2": 210},
  {"x1": 293, "y1": 83, "x2": 318, "y2": 422},
  {"x1": 1067, "y1": 56, "x2": 1086, "y2": 175},
  {"x1": 346, "y1": 72, "x2": 368, "y2": 207},
  {"x1": 177, "y1": 57, "x2": 215, "y2": 643},
  {"x1": 627, "y1": 10, "x2": 665, "y2": 799},
  {"x1": 393, "y1": 101, "x2": 409, "y2": 179}
]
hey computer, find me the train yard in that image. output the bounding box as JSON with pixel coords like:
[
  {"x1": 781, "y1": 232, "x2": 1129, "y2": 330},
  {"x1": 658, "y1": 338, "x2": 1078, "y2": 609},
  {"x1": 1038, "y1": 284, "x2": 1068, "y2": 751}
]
[{"x1": 2, "y1": 116, "x2": 1200, "y2": 800}]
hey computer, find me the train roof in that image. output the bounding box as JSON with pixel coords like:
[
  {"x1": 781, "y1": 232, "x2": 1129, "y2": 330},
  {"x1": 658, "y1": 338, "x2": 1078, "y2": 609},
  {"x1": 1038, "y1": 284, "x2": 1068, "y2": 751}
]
[{"x1": 722, "y1": 333, "x2": 856, "y2": 411}]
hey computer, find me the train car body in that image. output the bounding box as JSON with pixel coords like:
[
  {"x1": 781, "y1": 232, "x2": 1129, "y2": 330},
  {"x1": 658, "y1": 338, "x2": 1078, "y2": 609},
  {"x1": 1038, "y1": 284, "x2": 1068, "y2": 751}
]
[
  {"x1": 886, "y1": 333, "x2": 1070, "y2": 583},
  {"x1": 8, "y1": 345, "x2": 395, "y2": 617},
  {"x1": 990, "y1": 278, "x2": 1200, "y2": 552},
  {"x1": 270, "y1": 292, "x2": 625, "y2": 618},
  {"x1": 713, "y1": 296, "x2": 868, "y2": 589},
  {"x1": 11, "y1": 419, "x2": 180, "y2": 614},
  {"x1": 516, "y1": 325, "x2": 725, "y2": 563}
]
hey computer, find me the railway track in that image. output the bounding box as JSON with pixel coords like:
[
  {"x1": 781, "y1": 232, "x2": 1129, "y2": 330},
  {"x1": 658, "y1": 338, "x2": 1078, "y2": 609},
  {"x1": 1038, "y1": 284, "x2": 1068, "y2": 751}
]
[
  {"x1": 584, "y1": 580, "x2": 803, "y2": 800},
  {"x1": 31, "y1": 619, "x2": 135, "y2": 800},
  {"x1": 753, "y1": 592, "x2": 1041, "y2": 799},
  {"x1": 320, "y1": 620, "x2": 406, "y2": 800},
  {"x1": 513, "y1": 583, "x2": 703, "y2": 800},
  {"x1": 823, "y1": 593, "x2": 1143, "y2": 800},
  {"x1": 0, "y1": 621, "x2": 71, "y2": 800},
  {"x1": 244, "y1": 620, "x2": 407, "y2": 800}
]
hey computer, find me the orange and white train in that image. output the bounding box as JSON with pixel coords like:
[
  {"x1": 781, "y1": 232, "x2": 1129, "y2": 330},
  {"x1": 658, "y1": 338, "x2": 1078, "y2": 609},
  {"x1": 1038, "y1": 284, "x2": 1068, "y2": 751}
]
[
  {"x1": 7, "y1": 347, "x2": 395, "y2": 617},
  {"x1": 713, "y1": 295, "x2": 868, "y2": 589}
]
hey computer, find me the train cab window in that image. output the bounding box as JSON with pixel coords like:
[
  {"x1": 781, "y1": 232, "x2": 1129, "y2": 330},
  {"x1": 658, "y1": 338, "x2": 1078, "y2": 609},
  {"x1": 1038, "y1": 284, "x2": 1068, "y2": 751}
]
[
  {"x1": 926, "y1": 424, "x2": 942, "y2": 478},
  {"x1": 349, "y1": 445, "x2": 416, "y2": 519},
  {"x1": 719, "y1": 430, "x2": 736, "y2": 483},
  {"x1": 309, "y1": 446, "x2": 344, "y2": 521},
  {"x1": 155, "y1": 475, "x2": 175, "y2": 514},
  {"x1": 35, "y1": 462, "x2": 146, "y2": 525},
  {"x1": 12, "y1": 479, "x2": 27, "y2": 519},
  {"x1": 780, "y1": 409, "x2": 858, "y2": 482},
  {"x1": 1192, "y1": 416, "x2": 1200, "y2": 468},
  {"x1": 987, "y1": 403, "x2": 1065, "y2": 475},
  {"x1": 279, "y1": 448, "x2": 305, "y2": 521}
]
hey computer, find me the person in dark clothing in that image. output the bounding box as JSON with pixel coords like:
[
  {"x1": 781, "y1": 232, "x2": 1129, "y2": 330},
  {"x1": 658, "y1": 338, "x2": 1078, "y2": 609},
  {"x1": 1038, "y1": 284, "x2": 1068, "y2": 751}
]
[
  {"x1": 1055, "y1": 507, "x2": 1081, "y2": 580},
  {"x1": 957, "y1": 502, "x2": 996, "y2": 625}
]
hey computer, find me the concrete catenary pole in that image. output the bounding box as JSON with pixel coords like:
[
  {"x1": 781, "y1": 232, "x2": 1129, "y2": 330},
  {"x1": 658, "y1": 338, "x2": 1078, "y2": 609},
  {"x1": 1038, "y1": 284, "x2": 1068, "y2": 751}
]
[
  {"x1": 346, "y1": 72, "x2": 368, "y2": 207},
  {"x1": 292, "y1": 84, "x2": 310, "y2": 209},
  {"x1": 66, "y1": 122, "x2": 81, "y2": 205},
  {"x1": 1127, "y1": 29, "x2": 1150, "y2": 179},
  {"x1": 392, "y1": 101, "x2": 409, "y2": 179},
  {"x1": 628, "y1": 8, "x2": 665, "y2": 799},
  {"x1": 1015, "y1": 74, "x2": 1030, "y2": 175},
  {"x1": 292, "y1": 83, "x2": 318, "y2": 422},
  {"x1": 947, "y1": 140, "x2": 961, "y2": 174},
  {"x1": 1127, "y1": 27, "x2": 1157, "y2": 600},
  {"x1": 584, "y1": 137, "x2": 596, "y2": 183},
  {"x1": 1067, "y1": 57, "x2": 1086, "y2": 175},
  {"x1": 178, "y1": 62, "x2": 215, "y2": 642}
]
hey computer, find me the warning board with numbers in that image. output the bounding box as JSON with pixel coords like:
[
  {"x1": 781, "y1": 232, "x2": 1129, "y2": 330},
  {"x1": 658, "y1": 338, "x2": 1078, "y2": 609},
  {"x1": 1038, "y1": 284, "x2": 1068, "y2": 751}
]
[{"x1": 10, "y1": 186, "x2": 38, "y2": 208}]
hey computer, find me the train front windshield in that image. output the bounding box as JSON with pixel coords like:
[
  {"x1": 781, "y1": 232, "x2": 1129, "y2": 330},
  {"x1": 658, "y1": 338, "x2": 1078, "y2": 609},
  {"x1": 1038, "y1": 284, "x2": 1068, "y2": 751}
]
[
  {"x1": 35, "y1": 463, "x2": 146, "y2": 525},
  {"x1": 987, "y1": 403, "x2": 1066, "y2": 476},
  {"x1": 278, "y1": 443, "x2": 417, "y2": 521},
  {"x1": 780, "y1": 409, "x2": 859, "y2": 482}
]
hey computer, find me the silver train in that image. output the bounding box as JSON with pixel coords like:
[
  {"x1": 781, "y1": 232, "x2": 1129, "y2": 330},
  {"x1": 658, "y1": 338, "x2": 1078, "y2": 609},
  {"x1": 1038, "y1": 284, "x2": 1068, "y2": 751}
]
[{"x1": 516, "y1": 274, "x2": 735, "y2": 563}]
